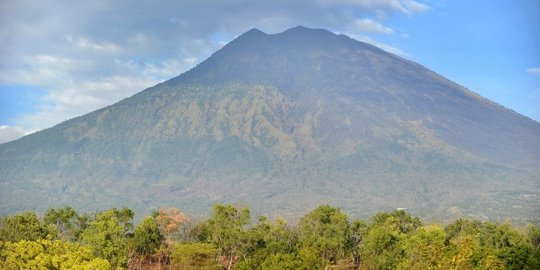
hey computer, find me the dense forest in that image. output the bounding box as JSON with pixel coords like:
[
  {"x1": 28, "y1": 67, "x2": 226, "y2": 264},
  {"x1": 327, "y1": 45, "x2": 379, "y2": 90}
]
[{"x1": 1, "y1": 205, "x2": 539, "y2": 269}]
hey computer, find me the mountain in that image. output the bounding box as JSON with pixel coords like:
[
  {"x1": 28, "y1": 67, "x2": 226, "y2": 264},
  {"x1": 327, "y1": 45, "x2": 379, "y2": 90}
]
[{"x1": 1, "y1": 26, "x2": 539, "y2": 223}]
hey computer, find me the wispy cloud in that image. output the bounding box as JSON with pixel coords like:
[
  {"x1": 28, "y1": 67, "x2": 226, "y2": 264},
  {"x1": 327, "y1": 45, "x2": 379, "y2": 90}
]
[
  {"x1": 526, "y1": 67, "x2": 540, "y2": 76},
  {"x1": 345, "y1": 33, "x2": 408, "y2": 57},
  {"x1": 401, "y1": 0, "x2": 430, "y2": 13},
  {"x1": 0, "y1": 0, "x2": 431, "y2": 142},
  {"x1": 68, "y1": 36, "x2": 122, "y2": 53},
  {"x1": 350, "y1": 18, "x2": 394, "y2": 34},
  {"x1": 317, "y1": 0, "x2": 429, "y2": 14},
  {"x1": 0, "y1": 126, "x2": 27, "y2": 144}
]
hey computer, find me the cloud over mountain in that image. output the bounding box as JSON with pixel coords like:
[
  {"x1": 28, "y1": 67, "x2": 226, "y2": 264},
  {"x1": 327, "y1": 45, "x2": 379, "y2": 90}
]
[{"x1": 0, "y1": 0, "x2": 429, "y2": 139}]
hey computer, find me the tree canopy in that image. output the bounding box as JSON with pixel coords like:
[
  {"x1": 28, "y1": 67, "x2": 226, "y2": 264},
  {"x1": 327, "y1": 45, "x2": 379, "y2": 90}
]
[{"x1": 1, "y1": 204, "x2": 539, "y2": 269}]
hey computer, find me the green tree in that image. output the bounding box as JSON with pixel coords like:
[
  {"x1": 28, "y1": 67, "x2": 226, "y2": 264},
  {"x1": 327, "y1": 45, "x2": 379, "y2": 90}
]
[
  {"x1": 297, "y1": 247, "x2": 326, "y2": 269},
  {"x1": 361, "y1": 224, "x2": 404, "y2": 270},
  {"x1": 206, "y1": 204, "x2": 250, "y2": 270},
  {"x1": 80, "y1": 208, "x2": 134, "y2": 268},
  {"x1": 43, "y1": 206, "x2": 88, "y2": 241},
  {"x1": 130, "y1": 215, "x2": 163, "y2": 256},
  {"x1": 360, "y1": 210, "x2": 420, "y2": 270},
  {"x1": 445, "y1": 219, "x2": 540, "y2": 269},
  {"x1": 371, "y1": 210, "x2": 422, "y2": 234},
  {"x1": 0, "y1": 211, "x2": 52, "y2": 242},
  {"x1": 0, "y1": 239, "x2": 111, "y2": 270},
  {"x1": 527, "y1": 224, "x2": 540, "y2": 250},
  {"x1": 447, "y1": 233, "x2": 478, "y2": 270},
  {"x1": 297, "y1": 205, "x2": 350, "y2": 265},
  {"x1": 349, "y1": 219, "x2": 366, "y2": 266},
  {"x1": 240, "y1": 216, "x2": 298, "y2": 269},
  {"x1": 397, "y1": 224, "x2": 447, "y2": 270}
]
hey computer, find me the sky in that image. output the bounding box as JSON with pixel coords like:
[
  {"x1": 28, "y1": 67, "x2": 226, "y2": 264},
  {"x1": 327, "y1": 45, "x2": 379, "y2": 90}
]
[{"x1": 0, "y1": 0, "x2": 539, "y2": 144}]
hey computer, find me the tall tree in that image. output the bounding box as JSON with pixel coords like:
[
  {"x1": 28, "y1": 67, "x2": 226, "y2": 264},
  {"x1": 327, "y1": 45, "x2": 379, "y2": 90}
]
[
  {"x1": 360, "y1": 210, "x2": 421, "y2": 270},
  {"x1": 130, "y1": 215, "x2": 163, "y2": 256},
  {"x1": 297, "y1": 205, "x2": 350, "y2": 264},
  {"x1": 80, "y1": 208, "x2": 134, "y2": 268},
  {"x1": 206, "y1": 204, "x2": 250, "y2": 270},
  {"x1": 349, "y1": 219, "x2": 366, "y2": 266},
  {"x1": 397, "y1": 225, "x2": 447, "y2": 269}
]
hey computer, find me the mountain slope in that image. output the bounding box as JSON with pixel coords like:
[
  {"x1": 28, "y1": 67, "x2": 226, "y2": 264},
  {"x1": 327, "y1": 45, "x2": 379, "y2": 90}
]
[{"x1": 1, "y1": 26, "x2": 539, "y2": 223}]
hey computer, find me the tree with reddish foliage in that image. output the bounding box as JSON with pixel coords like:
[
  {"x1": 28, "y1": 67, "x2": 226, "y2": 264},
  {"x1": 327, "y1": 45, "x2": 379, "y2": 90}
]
[{"x1": 155, "y1": 208, "x2": 189, "y2": 243}]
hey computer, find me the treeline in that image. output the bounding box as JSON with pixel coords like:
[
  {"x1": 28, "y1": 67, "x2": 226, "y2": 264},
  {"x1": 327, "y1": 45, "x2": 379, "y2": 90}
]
[{"x1": 1, "y1": 205, "x2": 539, "y2": 270}]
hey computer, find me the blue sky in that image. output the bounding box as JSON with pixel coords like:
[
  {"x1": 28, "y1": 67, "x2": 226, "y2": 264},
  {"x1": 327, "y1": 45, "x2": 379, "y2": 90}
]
[{"x1": 0, "y1": 0, "x2": 539, "y2": 143}]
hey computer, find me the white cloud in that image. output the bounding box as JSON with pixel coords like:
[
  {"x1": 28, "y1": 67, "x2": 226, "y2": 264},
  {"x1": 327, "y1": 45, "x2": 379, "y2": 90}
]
[
  {"x1": 0, "y1": 126, "x2": 27, "y2": 144},
  {"x1": 13, "y1": 75, "x2": 164, "y2": 131},
  {"x1": 317, "y1": 0, "x2": 429, "y2": 14},
  {"x1": 526, "y1": 67, "x2": 540, "y2": 76},
  {"x1": 402, "y1": 0, "x2": 430, "y2": 13},
  {"x1": 345, "y1": 32, "x2": 408, "y2": 57},
  {"x1": 1, "y1": 53, "x2": 197, "y2": 131},
  {"x1": 68, "y1": 36, "x2": 122, "y2": 53},
  {"x1": 351, "y1": 18, "x2": 394, "y2": 34}
]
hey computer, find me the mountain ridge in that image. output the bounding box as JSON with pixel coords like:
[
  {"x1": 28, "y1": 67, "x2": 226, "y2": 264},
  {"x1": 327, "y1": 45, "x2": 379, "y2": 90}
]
[{"x1": 1, "y1": 26, "x2": 538, "y2": 223}]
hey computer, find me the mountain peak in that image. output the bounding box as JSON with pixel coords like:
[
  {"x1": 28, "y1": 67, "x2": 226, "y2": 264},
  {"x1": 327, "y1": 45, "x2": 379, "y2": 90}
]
[
  {"x1": 173, "y1": 25, "x2": 389, "y2": 88},
  {"x1": 235, "y1": 26, "x2": 337, "y2": 44},
  {"x1": 240, "y1": 25, "x2": 331, "y2": 36},
  {"x1": 240, "y1": 28, "x2": 266, "y2": 38}
]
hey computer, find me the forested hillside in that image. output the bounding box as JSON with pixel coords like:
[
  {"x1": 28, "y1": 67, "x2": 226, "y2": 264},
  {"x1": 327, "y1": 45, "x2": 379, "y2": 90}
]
[{"x1": 1, "y1": 205, "x2": 539, "y2": 269}]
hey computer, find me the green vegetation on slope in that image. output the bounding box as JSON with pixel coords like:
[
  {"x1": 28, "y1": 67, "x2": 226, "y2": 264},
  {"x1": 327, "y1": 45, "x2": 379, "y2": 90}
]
[
  {"x1": 1, "y1": 205, "x2": 539, "y2": 269},
  {"x1": 1, "y1": 83, "x2": 538, "y2": 225}
]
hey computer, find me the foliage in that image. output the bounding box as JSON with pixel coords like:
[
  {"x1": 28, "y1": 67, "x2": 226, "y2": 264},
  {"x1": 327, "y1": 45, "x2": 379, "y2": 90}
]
[
  {"x1": 0, "y1": 211, "x2": 53, "y2": 242},
  {"x1": 80, "y1": 208, "x2": 134, "y2": 268},
  {"x1": 240, "y1": 216, "x2": 298, "y2": 269},
  {"x1": 130, "y1": 215, "x2": 163, "y2": 256},
  {"x1": 155, "y1": 207, "x2": 189, "y2": 242},
  {"x1": 0, "y1": 239, "x2": 111, "y2": 270},
  {"x1": 297, "y1": 205, "x2": 350, "y2": 263},
  {"x1": 397, "y1": 225, "x2": 447, "y2": 269},
  {"x1": 443, "y1": 219, "x2": 540, "y2": 270},
  {"x1": 349, "y1": 219, "x2": 366, "y2": 265},
  {"x1": 360, "y1": 210, "x2": 422, "y2": 270},
  {"x1": 1, "y1": 205, "x2": 539, "y2": 269},
  {"x1": 371, "y1": 210, "x2": 422, "y2": 234},
  {"x1": 297, "y1": 247, "x2": 326, "y2": 269},
  {"x1": 170, "y1": 242, "x2": 222, "y2": 270},
  {"x1": 527, "y1": 224, "x2": 540, "y2": 249},
  {"x1": 206, "y1": 204, "x2": 250, "y2": 270},
  {"x1": 43, "y1": 206, "x2": 89, "y2": 241},
  {"x1": 259, "y1": 252, "x2": 307, "y2": 270},
  {"x1": 360, "y1": 222, "x2": 404, "y2": 269}
]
